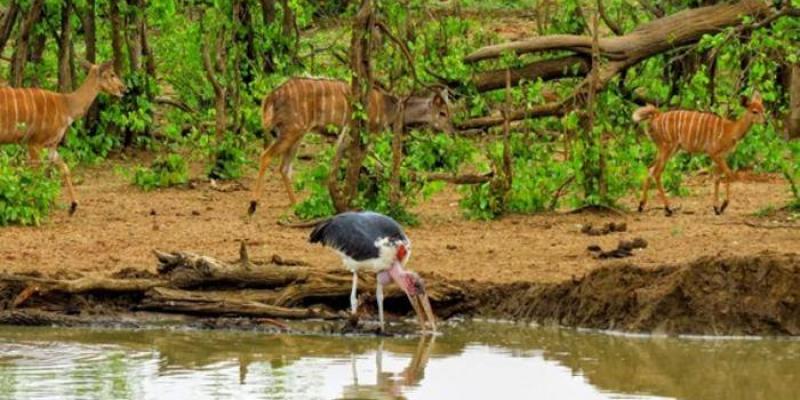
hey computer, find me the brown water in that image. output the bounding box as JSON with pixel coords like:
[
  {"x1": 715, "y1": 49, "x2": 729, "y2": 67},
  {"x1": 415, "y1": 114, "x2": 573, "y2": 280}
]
[{"x1": 0, "y1": 322, "x2": 798, "y2": 400}]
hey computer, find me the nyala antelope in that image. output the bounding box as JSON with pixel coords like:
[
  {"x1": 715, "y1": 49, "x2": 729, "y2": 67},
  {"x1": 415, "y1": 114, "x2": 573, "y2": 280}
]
[
  {"x1": 633, "y1": 91, "x2": 765, "y2": 216},
  {"x1": 248, "y1": 77, "x2": 453, "y2": 215},
  {"x1": 0, "y1": 61, "x2": 125, "y2": 215}
]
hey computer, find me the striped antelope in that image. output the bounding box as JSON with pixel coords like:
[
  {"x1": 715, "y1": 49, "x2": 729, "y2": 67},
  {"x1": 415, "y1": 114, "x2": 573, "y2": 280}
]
[
  {"x1": 248, "y1": 77, "x2": 453, "y2": 215},
  {"x1": 0, "y1": 61, "x2": 125, "y2": 215},
  {"x1": 632, "y1": 92, "x2": 765, "y2": 216}
]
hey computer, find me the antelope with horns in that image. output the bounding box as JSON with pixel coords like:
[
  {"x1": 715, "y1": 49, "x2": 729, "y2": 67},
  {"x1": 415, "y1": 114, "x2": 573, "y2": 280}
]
[
  {"x1": 632, "y1": 91, "x2": 765, "y2": 216},
  {"x1": 0, "y1": 61, "x2": 125, "y2": 215},
  {"x1": 248, "y1": 77, "x2": 454, "y2": 215}
]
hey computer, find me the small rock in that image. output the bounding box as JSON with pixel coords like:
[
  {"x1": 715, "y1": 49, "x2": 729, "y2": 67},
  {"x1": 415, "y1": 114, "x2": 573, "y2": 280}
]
[
  {"x1": 192, "y1": 210, "x2": 201, "y2": 216},
  {"x1": 446, "y1": 244, "x2": 457, "y2": 250}
]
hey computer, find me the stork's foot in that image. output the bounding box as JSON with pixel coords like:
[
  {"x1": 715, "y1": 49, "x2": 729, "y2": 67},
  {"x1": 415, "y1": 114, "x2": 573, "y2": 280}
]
[
  {"x1": 248, "y1": 201, "x2": 258, "y2": 216},
  {"x1": 638, "y1": 201, "x2": 645, "y2": 213},
  {"x1": 69, "y1": 202, "x2": 78, "y2": 216},
  {"x1": 714, "y1": 200, "x2": 729, "y2": 215}
]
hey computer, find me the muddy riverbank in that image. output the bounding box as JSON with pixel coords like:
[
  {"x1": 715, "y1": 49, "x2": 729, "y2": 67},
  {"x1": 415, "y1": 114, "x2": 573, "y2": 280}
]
[{"x1": 1, "y1": 250, "x2": 798, "y2": 336}]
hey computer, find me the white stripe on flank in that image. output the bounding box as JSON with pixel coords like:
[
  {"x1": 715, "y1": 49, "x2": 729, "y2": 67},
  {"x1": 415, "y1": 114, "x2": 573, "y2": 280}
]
[
  {"x1": 687, "y1": 112, "x2": 697, "y2": 149},
  {"x1": 11, "y1": 89, "x2": 18, "y2": 134},
  {"x1": 319, "y1": 82, "x2": 327, "y2": 128}
]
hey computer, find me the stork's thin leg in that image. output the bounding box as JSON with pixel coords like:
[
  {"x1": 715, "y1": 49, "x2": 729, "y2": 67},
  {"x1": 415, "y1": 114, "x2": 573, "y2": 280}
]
[
  {"x1": 350, "y1": 271, "x2": 359, "y2": 315},
  {"x1": 376, "y1": 282, "x2": 385, "y2": 332}
]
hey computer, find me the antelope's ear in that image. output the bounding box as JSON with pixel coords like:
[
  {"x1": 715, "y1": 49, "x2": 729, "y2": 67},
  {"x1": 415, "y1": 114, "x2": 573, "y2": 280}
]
[
  {"x1": 740, "y1": 95, "x2": 750, "y2": 107},
  {"x1": 98, "y1": 61, "x2": 115, "y2": 72},
  {"x1": 751, "y1": 90, "x2": 762, "y2": 103}
]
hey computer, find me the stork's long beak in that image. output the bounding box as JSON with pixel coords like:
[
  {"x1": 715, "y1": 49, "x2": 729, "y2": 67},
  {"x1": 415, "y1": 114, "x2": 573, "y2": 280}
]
[{"x1": 408, "y1": 292, "x2": 436, "y2": 333}]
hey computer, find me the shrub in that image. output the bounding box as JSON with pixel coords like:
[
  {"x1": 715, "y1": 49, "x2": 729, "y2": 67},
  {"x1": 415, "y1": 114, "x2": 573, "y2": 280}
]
[
  {"x1": 0, "y1": 158, "x2": 61, "y2": 226},
  {"x1": 132, "y1": 154, "x2": 189, "y2": 191},
  {"x1": 207, "y1": 136, "x2": 250, "y2": 181}
]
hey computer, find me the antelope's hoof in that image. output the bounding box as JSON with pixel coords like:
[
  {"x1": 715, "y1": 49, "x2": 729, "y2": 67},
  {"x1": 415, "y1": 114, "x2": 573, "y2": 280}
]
[
  {"x1": 720, "y1": 200, "x2": 729, "y2": 214},
  {"x1": 664, "y1": 207, "x2": 673, "y2": 217},
  {"x1": 69, "y1": 202, "x2": 78, "y2": 216},
  {"x1": 248, "y1": 201, "x2": 258, "y2": 216},
  {"x1": 638, "y1": 202, "x2": 645, "y2": 213}
]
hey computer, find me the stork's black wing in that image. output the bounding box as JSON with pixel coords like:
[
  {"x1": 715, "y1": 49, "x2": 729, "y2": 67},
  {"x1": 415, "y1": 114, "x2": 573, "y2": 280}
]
[{"x1": 309, "y1": 212, "x2": 407, "y2": 261}]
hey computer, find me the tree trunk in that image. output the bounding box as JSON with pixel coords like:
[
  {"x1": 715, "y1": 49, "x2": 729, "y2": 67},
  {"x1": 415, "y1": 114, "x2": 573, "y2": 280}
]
[
  {"x1": 259, "y1": 0, "x2": 277, "y2": 73},
  {"x1": 788, "y1": 64, "x2": 800, "y2": 140},
  {"x1": 140, "y1": 3, "x2": 156, "y2": 78},
  {"x1": 25, "y1": 29, "x2": 45, "y2": 87},
  {"x1": 234, "y1": 0, "x2": 257, "y2": 84},
  {"x1": 0, "y1": 0, "x2": 19, "y2": 56},
  {"x1": 125, "y1": 0, "x2": 142, "y2": 72},
  {"x1": 108, "y1": 0, "x2": 124, "y2": 75},
  {"x1": 329, "y1": 0, "x2": 374, "y2": 213},
  {"x1": 201, "y1": 27, "x2": 227, "y2": 140},
  {"x1": 58, "y1": 0, "x2": 73, "y2": 92},
  {"x1": 9, "y1": 0, "x2": 43, "y2": 88},
  {"x1": 82, "y1": 0, "x2": 101, "y2": 134}
]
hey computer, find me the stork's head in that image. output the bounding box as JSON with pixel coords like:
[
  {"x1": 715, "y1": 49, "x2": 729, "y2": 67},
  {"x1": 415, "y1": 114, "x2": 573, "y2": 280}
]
[{"x1": 387, "y1": 261, "x2": 436, "y2": 332}]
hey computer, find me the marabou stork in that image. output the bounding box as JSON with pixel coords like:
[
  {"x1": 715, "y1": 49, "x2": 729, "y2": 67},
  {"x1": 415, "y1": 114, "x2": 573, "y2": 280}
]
[{"x1": 309, "y1": 211, "x2": 436, "y2": 332}]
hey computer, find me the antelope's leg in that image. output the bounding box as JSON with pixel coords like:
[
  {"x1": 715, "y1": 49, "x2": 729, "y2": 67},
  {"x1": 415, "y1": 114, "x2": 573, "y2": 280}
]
[
  {"x1": 652, "y1": 151, "x2": 672, "y2": 216},
  {"x1": 279, "y1": 141, "x2": 301, "y2": 206},
  {"x1": 248, "y1": 141, "x2": 281, "y2": 215},
  {"x1": 27, "y1": 145, "x2": 43, "y2": 169},
  {"x1": 713, "y1": 165, "x2": 721, "y2": 211},
  {"x1": 48, "y1": 149, "x2": 78, "y2": 215},
  {"x1": 639, "y1": 159, "x2": 657, "y2": 212},
  {"x1": 712, "y1": 155, "x2": 734, "y2": 214}
]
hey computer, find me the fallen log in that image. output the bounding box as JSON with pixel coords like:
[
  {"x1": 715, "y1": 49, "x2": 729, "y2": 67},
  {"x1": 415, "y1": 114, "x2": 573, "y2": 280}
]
[
  {"x1": 138, "y1": 287, "x2": 341, "y2": 320},
  {"x1": 472, "y1": 56, "x2": 589, "y2": 92},
  {"x1": 460, "y1": 0, "x2": 772, "y2": 129},
  {"x1": 465, "y1": 1, "x2": 768, "y2": 64},
  {"x1": 0, "y1": 251, "x2": 467, "y2": 325},
  {"x1": 457, "y1": 101, "x2": 565, "y2": 130}
]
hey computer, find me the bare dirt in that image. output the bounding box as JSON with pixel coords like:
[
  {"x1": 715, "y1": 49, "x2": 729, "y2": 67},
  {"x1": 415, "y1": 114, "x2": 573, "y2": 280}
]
[
  {"x1": 1, "y1": 156, "x2": 799, "y2": 335},
  {"x1": 0, "y1": 156, "x2": 796, "y2": 284}
]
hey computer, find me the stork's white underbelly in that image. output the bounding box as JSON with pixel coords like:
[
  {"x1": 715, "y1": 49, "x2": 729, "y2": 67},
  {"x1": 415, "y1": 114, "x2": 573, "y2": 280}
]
[{"x1": 334, "y1": 238, "x2": 411, "y2": 273}]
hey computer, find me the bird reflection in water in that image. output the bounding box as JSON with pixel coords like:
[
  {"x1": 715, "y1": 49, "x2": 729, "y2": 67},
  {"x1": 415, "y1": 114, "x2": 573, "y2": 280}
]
[{"x1": 339, "y1": 335, "x2": 435, "y2": 400}]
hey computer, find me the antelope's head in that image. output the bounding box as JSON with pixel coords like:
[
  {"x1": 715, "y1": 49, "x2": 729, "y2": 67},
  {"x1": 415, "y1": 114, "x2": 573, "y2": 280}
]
[
  {"x1": 84, "y1": 61, "x2": 126, "y2": 98},
  {"x1": 744, "y1": 91, "x2": 765, "y2": 124},
  {"x1": 402, "y1": 89, "x2": 454, "y2": 134}
]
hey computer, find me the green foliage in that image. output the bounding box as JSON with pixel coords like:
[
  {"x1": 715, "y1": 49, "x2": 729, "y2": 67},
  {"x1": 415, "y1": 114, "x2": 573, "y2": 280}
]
[
  {"x1": 294, "y1": 147, "x2": 337, "y2": 220},
  {"x1": 132, "y1": 154, "x2": 189, "y2": 191},
  {"x1": 0, "y1": 155, "x2": 61, "y2": 226},
  {"x1": 208, "y1": 136, "x2": 251, "y2": 181}
]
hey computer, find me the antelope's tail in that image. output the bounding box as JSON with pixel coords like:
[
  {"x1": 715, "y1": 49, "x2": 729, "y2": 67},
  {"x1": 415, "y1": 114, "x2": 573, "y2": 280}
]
[
  {"x1": 261, "y1": 94, "x2": 276, "y2": 138},
  {"x1": 632, "y1": 105, "x2": 659, "y2": 123}
]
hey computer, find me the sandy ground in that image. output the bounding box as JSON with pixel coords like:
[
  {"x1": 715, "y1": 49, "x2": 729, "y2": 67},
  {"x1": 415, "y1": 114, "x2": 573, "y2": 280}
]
[{"x1": 0, "y1": 156, "x2": 797, "y2": 283}]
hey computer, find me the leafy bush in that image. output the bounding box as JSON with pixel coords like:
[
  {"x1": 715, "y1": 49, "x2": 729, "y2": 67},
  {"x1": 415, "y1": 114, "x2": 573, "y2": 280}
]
[
  {"x1": 207, "y1": 136, "x2": 250, "y2": 180},
  {"x1": 0, "y1": 157, "x2": 61, "y2": 226},
  {"x1": 132, "y1": 154, "x2": 189, "y2": 191}
]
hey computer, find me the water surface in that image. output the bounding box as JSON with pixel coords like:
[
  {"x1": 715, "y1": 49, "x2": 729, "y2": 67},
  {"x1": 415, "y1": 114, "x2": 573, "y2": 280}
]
[{"x1": 0, "y1": 322, "x2": 798, "y2": 400}]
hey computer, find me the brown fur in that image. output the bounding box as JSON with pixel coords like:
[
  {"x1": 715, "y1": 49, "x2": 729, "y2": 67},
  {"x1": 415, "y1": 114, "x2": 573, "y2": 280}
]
[
  {"x1": 633, "y1": 92, "x2": 765, "y2": 216},
  {"x1": 249, "y1": 77, "x2": 452, "y2": 213},
  {"x1": 0, "y1": 61, "x2": 125, "y2": 215}
]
